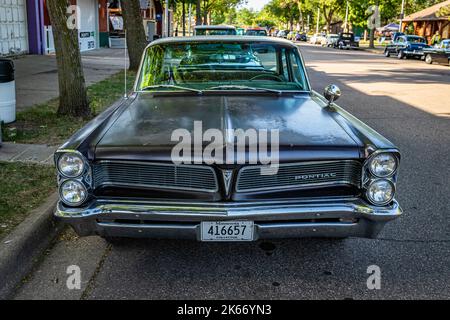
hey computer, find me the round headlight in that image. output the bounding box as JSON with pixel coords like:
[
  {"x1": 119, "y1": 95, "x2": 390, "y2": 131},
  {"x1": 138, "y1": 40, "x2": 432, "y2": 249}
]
[
  {"x1": 60, "y1": 180, "x2": 87, "y2": 206},
  {"x1": 366, "y1": 179, "x2": 395, "y2": 206},
  {"x1": 57, "y1": 153, "x2": 84, "y2": 178},
  {"x1": 369, "y1": 153, "x2": 397, "y2": 177}
]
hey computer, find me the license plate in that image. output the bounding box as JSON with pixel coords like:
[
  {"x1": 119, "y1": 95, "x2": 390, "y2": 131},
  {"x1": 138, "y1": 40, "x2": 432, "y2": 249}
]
[{"x1": 201, "y1": 221, "x2": 254, "y2": 242}]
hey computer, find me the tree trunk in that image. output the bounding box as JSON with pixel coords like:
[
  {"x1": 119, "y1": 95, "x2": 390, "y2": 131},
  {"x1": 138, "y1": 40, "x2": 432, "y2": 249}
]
[
  {"x1": 296, "y1": 1, "x2": 303, "y2": 31},
  {"x1": 196, "y1": 0, "x2": 202, "y2": 25},
  {"x1": 121, "y1": 0, "x2": 147, "y2": 71},
  {"x1": 203, "y1": 1, "x2": 208, "y2": 25},
  {"x1": 369, "y1": 1, "x2": 380, "y2": 49},
  {"x1": 369, "y1": 27, "x2": 375, "y2": 48},
  {"x1": 182, "y1": 1, "x2": 186, "y2": 36},
  {"x1": 46, "y1": 0, "x2": 90, "y2": 118}
]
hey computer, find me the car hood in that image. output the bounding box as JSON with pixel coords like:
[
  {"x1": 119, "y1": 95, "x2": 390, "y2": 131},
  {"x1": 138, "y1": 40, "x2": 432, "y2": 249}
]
[{"x1": 93, "y1": 93, "x2": 363, "y2": 162}]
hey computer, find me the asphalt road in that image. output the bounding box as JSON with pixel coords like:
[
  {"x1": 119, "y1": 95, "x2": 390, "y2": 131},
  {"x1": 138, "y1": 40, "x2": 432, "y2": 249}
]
[{"x1": 14, "y1": 43, "x2": 450, "y2": 300}]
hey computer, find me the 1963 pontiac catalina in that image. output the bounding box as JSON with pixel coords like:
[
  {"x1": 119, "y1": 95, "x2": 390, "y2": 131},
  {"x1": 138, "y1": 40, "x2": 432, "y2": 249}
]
[{"x1": 54, "y1": 36, "x2": 402, "y2": 242}]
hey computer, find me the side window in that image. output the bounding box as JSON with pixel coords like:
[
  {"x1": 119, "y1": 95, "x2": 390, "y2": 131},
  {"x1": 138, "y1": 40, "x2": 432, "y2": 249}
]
[
  {"x1": 289, "y1": 51, "x2": 301, "y2": 83},
  {"x1": 289, "y1": 51, "x2": 307, "y2": 89},
  {"x1": 280, "y1": 48, "x2": 289, "y2": 81}
]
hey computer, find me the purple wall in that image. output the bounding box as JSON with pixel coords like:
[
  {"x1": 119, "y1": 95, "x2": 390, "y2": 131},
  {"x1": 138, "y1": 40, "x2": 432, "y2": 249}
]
[{"x1": 26, "y1": 0, "x2": 45, "y2": 54}]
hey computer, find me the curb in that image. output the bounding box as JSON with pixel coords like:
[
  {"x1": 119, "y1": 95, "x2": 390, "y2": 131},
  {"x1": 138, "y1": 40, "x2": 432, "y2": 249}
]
[
  {"x1": 0, "y1": 192, "x2": 62, "y2": 299},
  {"x1": 359, "y1": 47, "x2": 384, "y2": 55}
]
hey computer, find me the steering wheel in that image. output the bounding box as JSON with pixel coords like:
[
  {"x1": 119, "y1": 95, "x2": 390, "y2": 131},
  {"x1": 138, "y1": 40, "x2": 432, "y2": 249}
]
[{"x1": 250, "y1": 73, "x2": 284, "y2": 82}]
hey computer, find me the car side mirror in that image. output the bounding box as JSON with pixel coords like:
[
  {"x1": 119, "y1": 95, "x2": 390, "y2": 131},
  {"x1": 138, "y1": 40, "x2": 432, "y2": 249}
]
[{"x1": 324, "y1": 84, "x2": 341, "y2": 106}]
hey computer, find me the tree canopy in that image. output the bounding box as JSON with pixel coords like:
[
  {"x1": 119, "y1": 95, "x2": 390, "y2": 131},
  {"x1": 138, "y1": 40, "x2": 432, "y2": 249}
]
[{"x1": 172, "y1": 0, "x2": 446, "y2": 33}]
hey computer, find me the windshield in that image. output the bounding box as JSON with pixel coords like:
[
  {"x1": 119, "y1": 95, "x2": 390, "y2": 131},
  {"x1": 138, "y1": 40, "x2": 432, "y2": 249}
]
[
  {"x1": 407, "y1": 36, "x2": 426, "y2": 43},
  {"x1": 195, "y1": 29, "x2": 237, "y2": 36},
  {"x1": 137, "y1": 42, "x2": 309, "y2": 92},
  {"x1": 341, "y1": 33, "x2": 354, "y2": 40}
]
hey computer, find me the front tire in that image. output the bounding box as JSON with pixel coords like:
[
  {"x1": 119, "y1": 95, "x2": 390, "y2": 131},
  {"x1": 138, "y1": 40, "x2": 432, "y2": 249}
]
[
  {"x1": 397, "y1": 50, "x2": 405, "y2": 59},
  {"x1": 425, "y1": 54, "x2": 433, "y2": 64},
  {"x1": 384, "y1": 49, "x2": 390, "y2": 57}
]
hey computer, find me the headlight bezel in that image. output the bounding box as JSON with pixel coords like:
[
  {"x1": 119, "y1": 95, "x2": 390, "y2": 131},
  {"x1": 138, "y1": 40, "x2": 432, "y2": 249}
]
[
  {"x1": 365, "y1": 178, "x2": 396, "y2": 206},
  {"x1": 56, "y1": 151, "x2": 87, "y2": 179},
  {"x1": 55, "y1": 150, "x2": 92, "y2": 207},
  {"x1": 367, "y1": 152, "x2": 399, "y2": 178},
  {"x1": 59, "y1": 179, "x2": 88, "y2": 207}
]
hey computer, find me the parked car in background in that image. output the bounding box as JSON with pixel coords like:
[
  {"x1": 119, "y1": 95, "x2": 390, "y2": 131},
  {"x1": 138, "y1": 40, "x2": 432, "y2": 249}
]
[
  {"x1": 384, "y1": 35, "x2": 430, "y2": 59},
  {"x1": 287, "y1": 31, "x2": 296, "y2": 41},
  {"x1": 334, "y1": 32, "x2": 359, "y2": 49},
  {"x1": 54, "y1": 36, "x2": 402, "y2": 242},
  {"x1": 296, "y1": 33, "x2": 307, "y2": 42},
  {"x1": 245, "y1": 28, "x2": 268, "y2": 36},
  {"x1": 277, "y1": 30, "x2": 289, "y2": 38},
  {"x1": 309, "y1": 33, "x2": 326, "y2": 45},
  {"x1": 322, "y1": 34, "x2": 339, "y2": 47},
  {"x1": 194, "y1": 25, "x2": 237, "y2": 36},
  {"x1": 423, "y1": 39, "x2": 450, "y2": 65}
]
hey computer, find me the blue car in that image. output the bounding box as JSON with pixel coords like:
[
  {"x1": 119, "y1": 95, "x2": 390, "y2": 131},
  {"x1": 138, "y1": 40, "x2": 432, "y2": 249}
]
[{"x1": 384, "y1": 35, "x2": 430, "y2": 59}]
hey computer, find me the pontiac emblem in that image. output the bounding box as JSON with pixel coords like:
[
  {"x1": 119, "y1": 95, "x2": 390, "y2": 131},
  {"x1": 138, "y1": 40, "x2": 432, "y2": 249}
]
[
  {"x1": 294, "y1": 173, "x2": 337, "y2": 180},
  {"x1": 221, "y1": 170, "x2": 234, "y2": 197}
]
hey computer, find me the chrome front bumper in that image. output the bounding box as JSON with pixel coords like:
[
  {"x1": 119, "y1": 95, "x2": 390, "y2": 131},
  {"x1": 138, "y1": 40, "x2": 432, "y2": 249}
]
[{"x1": 55, "y1": 198, "x2": 402, "y2": 240}]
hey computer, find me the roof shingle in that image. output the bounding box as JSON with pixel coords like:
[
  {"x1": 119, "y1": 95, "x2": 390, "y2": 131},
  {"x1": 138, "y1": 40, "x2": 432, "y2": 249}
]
[{"x1": 403, "y1": 0, "x2": 450, "y2": 21}]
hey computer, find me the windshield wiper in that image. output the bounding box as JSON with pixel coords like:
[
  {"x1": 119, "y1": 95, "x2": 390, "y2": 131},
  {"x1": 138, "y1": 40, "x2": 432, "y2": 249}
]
[
  {"x1": 140, "y1": 85, "x2": 203, "y2": 94},
  {"x1": 205, "y1": 85, "x2": 282, "y2": 95}
]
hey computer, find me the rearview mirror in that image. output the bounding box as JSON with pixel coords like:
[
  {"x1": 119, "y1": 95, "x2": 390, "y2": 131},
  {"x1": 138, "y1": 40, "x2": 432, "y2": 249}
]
[{"x1": 324, "y1": 84, "x2": 341, "y2": 105}]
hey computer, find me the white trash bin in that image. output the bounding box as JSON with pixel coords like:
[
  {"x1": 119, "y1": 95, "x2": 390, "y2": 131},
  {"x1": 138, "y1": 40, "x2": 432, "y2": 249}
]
[{"x1": 0, "y1": 58, "x2": 16, "y2": 124}]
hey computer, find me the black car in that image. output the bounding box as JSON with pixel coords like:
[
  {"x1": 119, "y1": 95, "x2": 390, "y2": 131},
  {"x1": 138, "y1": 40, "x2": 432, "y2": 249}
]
[
  {"x1": 334, "y1": 32, "x2": 359, "y2": 50},
  {"x1": 423, "y1": 39, "x2": 450, "y2": 65},
  {"x1": 54, "y1": 36, "x2": 401, "y2": 242},
  {"x1": 295, "y1": 33, "x2": 307, "y2": 42},
  {"x1": 384, "y1": 35, "x2": 430, "y2": 59}
]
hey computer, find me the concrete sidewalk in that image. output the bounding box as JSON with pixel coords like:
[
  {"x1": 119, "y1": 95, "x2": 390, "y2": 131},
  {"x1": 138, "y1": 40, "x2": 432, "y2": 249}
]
[
  {"x1": 0, "y1": 142, "x2": 56, "y2": 165},
  {"x1": 14, "y1": 48, "x2": 128, "y2": 111}
]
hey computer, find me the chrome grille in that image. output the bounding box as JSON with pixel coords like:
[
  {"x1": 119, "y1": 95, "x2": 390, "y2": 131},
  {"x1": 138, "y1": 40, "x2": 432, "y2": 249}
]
[
  {"x1": 236, "y1": 160, "x2": 362, "y2": 192},
  {"x1": 93, "y1": 161, "x2": 219, "y2": 193}
]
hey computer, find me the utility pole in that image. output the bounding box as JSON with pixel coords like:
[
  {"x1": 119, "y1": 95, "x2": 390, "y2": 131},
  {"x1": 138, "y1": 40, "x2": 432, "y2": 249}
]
[
  {"x1": 399, "y1": 0, "x2": 405, "y2": 32},
  {"x1": 316, "y1": 8, "x2": 320, "y2": 34},
  {"x1": 344, "y1": 1, "x2": 349, "y2": 32}
]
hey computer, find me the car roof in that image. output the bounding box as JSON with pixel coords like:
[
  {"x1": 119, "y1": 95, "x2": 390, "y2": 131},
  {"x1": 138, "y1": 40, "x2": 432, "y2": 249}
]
[
  {"x1": 148, "y1": 36, "x2": 296, "y2": 48},
  {"x1": 194, "y1": 25, "x2": 236, "y2": 30}
]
